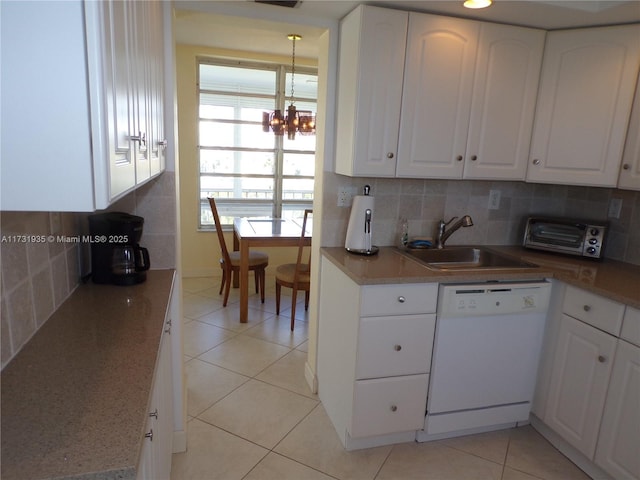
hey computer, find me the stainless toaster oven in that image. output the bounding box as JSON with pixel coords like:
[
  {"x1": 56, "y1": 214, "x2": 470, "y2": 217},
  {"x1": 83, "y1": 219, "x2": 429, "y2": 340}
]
[{"x1": 523, "y1": 216, "x2": 607, "y2": 259}]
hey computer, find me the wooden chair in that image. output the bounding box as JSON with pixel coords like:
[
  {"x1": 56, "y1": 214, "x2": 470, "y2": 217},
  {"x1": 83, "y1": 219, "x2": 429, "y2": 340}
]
[
  {"x1": 275, "y1": 209, "x2": 312, "y2": 331},
  {"x1": 207, "y1": 197, "x2": 269, "y2": 307}
]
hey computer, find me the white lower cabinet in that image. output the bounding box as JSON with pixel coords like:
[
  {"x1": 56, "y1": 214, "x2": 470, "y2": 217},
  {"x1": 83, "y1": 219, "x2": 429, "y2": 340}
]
[
  {"x1": 595, "y1": 339, "x2": 640, "y2": 480},
  {"x1": 318, "y1": 256, "x2": 437, "y2": 450},
  {"x1": 137, "y1": 318, "x2": 174, "y2": 480},
  {"x1": 535, "y1": 282, "x2": 639, "y2": 479},
  {"x1": 544, "y1": 314, "x2": 616, "y2": 459}
]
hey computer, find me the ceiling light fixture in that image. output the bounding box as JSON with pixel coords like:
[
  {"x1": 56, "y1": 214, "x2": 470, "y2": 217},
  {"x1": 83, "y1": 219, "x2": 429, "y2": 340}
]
[
  {"x1": 262, "y1": 34, "x2": 316, "y2": 140},
  {"x1": 463, "y1": 0, "x2": 492, "y2": 8}
]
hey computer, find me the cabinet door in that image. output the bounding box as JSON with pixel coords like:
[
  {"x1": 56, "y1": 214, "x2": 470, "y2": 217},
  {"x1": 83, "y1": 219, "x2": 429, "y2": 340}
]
[
  {"x1": 544, "y1": 314, "x2": 617, "y2": 459},
  {"x1": 335, "y1": 6, "x2": 407, "y2": 177},
  {"x1": 137, "y1": 327, "x2": 173, "y2": 480},
  {"x1": 618, "y1": 72, "x2": 640, "y2": 191},
  {"x1": 147, "y1": 0, "x2": 166, "y2": 177},
  {"x1": 528, "y1": 25, "x2": 640, "y2": 187},
  {"x1": 101, "y1": 0, "x2": 137, "y2": 201},
  {"x1": 131, "y1": 0, "x2": 151, "y2": 185},
  {"x1": 396, "y1": 13, "x2": 478, "y2": 178},
  {"x1": 463, "y1": 23, "x2": 544, "y2": 180},
  {"x1": 595, "y1": 340, "x2": 640, "y2": 480}
]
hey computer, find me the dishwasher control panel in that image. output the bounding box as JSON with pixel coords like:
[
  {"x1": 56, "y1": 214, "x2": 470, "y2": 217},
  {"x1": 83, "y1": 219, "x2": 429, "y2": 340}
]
[{"x1": 438, "y1": 281, "x2": 551, "y2": 317}]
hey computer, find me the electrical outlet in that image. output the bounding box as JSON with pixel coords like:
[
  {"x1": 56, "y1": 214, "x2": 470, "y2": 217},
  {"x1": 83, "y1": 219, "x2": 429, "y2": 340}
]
[
  {"x1": 608, "y1": 198, "x2": 623, "y2": 219},
  {"x1": 488, "y1": 190, "x2": 501, "y2": 210},
  {"x1": 337, "y1": 189, "x2": 352, "y2": 207}
]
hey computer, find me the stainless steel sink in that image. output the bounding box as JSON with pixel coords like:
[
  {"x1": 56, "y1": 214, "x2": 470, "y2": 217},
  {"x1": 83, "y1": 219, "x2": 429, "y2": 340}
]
[{"x1": 400, "y1": 246, "x2": 538, "y2": 270}]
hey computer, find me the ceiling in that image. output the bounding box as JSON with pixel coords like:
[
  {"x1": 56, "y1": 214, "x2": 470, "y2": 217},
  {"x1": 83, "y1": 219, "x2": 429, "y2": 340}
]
[{"x1": 174, "y1": 0, "x2": 640, "y2": 58}]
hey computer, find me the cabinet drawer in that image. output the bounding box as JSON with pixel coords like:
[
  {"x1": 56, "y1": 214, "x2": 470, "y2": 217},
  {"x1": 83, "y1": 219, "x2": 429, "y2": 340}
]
[
  {"x1": 563, "y1": 286, "x2": 624, "y2": 336},
  {"x1": 621, "y1": 306, "x2": 640, "y2": 347},
  {"x1": 350, "y1": 374, "x2": 428, "y2": 438},
  {"x1": 360, "y1": 283, "x2": 437, "y2": 316},
  {"x1": 356, "y1": 314, "x2": 436, "y2": 379}
]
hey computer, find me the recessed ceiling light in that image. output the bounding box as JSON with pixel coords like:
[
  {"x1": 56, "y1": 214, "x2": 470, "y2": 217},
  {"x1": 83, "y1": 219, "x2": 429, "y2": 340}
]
[{"x1": 463, "y1": 0, "x2": 492, "y2": 9}]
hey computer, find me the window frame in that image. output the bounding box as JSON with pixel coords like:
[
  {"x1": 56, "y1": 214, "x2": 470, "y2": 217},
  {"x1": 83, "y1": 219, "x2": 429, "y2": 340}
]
[{"x1": 196, "y1": 57, "x2": 317, "y2": 230}]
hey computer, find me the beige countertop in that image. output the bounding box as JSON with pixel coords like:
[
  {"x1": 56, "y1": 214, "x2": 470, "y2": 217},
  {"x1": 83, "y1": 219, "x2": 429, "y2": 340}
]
[
  {"x1": 1, "y1": 269, "x2": 175, "y2": 480},
  {"x1": 321, "y1": 246, "x2": 640, "y2": 309}
]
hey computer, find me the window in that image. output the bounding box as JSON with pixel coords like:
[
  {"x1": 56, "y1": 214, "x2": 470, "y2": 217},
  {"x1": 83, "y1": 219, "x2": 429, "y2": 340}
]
[{"x1": 198, "y1": 58, "x2": 317, "y2": 228}]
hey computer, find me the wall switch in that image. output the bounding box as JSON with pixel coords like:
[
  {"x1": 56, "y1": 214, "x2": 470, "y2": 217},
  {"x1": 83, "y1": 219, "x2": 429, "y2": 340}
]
[
  {"x1": 488, "y1": 190, "x2": 501, "y2": 210},
  {"x1": 608, "y1": 198, "x2": 623, "y2": 219}
]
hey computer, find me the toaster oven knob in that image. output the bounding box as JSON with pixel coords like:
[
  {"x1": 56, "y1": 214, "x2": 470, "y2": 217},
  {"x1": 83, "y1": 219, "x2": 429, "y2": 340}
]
[
  {"x1": 590, "y1": 228, "x2": 600, "y2": 236},
  {"x1": 587, "y1": 247, "x2": 597, "y2": 255},
  {"x1": 588, "y1": 238, "x2": 598, "y2": 245}
]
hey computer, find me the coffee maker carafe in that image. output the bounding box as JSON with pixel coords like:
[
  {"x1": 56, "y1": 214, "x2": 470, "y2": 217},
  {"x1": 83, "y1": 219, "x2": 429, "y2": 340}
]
[{"x1": 88, "y1": 212, "x2": 150, "y2": 285}]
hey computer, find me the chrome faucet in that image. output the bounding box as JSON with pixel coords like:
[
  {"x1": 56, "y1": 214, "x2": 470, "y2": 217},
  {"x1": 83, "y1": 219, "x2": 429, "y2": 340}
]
[{"x1": 436, "y1": 215, "x2": 474, "y2": 249}]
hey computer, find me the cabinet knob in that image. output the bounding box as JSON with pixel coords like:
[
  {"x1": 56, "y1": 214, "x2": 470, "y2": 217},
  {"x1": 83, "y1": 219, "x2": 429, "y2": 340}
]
[
  {"x1": 397, "y1": 296, "x2": 406, "y2": 303},
  {"x1": 390, "y1": 405, "x2": 398, "y2": 412},
  {"x1": 394, "y1": 344, "x2": 402, "y2": 351},
  {"x1": 456, "y1": 155, "x2": 463, "y2": 161},
  {"x1": 598, "y1": 355, "x2": 607, "y2": 363},
  {"x1": 470, "y1": 155, "x2": 477, "y2": 161},
  {"x1": 623, "y1": 163, "x2": 630, "y2": 170},
  {"x1": 149, "y1": 409, "x2": 158, "y2": 419},
  {"x1": 145, "y1": 429, "x2": 154, "y2": 442},
  {"x1": 387, "y1": 152, "x2": 394, "y2": 159},
  {"x1": 532, "y1": 158, "x2": 540, "y2": 165},
  {"x1": 583, "y1": 305, "x2": 591, "y2": 312}
]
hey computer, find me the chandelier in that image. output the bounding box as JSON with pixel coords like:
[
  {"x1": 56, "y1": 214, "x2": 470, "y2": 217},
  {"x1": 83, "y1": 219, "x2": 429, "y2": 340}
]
[{"x1": 262, "y1": 34, "x2": 316, "y2": 140}]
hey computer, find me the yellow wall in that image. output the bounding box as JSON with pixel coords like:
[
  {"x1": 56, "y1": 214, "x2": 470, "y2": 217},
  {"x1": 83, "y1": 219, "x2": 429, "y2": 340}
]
[{"x1": 176, "y1": 44, "x2": 317, "y2": 278}]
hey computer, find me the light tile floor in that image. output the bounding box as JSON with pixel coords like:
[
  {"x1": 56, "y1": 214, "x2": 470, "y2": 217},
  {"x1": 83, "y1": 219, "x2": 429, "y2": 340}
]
[{"x1": 171, "y1": 276, "x2": 591, "y2": 480}]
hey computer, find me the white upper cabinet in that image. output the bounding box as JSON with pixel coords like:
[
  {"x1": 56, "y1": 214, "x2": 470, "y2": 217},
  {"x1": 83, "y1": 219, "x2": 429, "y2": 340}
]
[
  {"x1": 395, "y1": 14, "x2": 545, "y2": 179},
  {"x1": 334, "y1": 6, "x2": 408, "y2": 177},
  {"x1": 0, "y1": 0, "x2": 166, "y2": 212},
  {"x1": 463, "y1": 23, "x2": 545, "y2": 180},
  {"x1": 396, "y1": 14, "x2": 478, "y2": 178},
  {"x1": 527, "y1": 24, "x2": 640, "y2": 187},
  {"x1": 618, "y1": 72, "x2": 640, "y2": 191}
]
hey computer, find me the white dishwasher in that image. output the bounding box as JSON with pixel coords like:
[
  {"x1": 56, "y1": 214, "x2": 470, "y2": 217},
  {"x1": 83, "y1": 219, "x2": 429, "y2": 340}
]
[{"x1": 417, "y1": 281, "x2": 551, "y2": 442}]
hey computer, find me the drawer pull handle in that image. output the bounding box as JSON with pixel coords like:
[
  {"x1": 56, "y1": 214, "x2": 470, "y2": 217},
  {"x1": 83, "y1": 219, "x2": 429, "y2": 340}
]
[
  {"x1": 149, "y1": 409, "x2": 158, "y2": 419},
  {"x1": 390, "y1": 405, "x2": 398, "y2": 412},
  {"x1": 394, "y1": 344, "x2": 402, "y2": 351},
  {"x1": 583, "y1": 305, "x2": 591, "y2": 312},
  {"x1": 145, "y1": 429, "x2": 154, "y2": 442},
  {"x1": 598, "y1": 355, "x2": 607, "y2": 363},
  {"x1": 397, "y1": 296, "x2": 406, "y2": 303}
]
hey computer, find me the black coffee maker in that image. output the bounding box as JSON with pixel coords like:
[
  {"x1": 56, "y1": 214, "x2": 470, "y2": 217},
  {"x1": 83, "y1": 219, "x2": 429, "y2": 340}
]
[{"x1": 88, "y1": 212, "x2": 150, "y2": 285}]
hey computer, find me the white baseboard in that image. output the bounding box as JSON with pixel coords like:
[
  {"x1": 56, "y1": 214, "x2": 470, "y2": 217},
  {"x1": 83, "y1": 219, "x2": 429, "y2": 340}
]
[
  {"x1": 305, "y1": 360, "x2": 318, "y2": 394},
  {"x1": 172, "y1": 429, "x2": 187, "y2": 453},
  {"x1": 529, "y1": 415, "x2": 611, "y2": 480},
  {"x1": 182, "y1": 268, "x2": 218, "y2": 278}
]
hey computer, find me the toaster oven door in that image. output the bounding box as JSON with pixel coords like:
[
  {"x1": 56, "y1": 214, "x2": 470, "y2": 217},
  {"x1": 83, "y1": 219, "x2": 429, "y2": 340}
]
[{"x1": 525, "y1": 219, "x2": 586, "y2": 254}]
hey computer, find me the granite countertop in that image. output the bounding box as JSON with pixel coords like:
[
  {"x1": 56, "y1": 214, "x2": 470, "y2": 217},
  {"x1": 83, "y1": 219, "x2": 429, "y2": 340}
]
[
  {"x1": 321, "y1": 246, "x2": 640, "y2": 309},
  {"x1": 1, "y1": 269, "x2": 175, "y2": 480}
]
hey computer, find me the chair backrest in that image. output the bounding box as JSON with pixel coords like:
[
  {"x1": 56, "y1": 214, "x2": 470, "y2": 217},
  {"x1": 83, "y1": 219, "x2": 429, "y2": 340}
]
[
  {"x1": 207, "y1": 197, "x2": 232, "y2": 266},
  {"x1": 294, "y1": 209, "x2": 312, "y2": 284}
]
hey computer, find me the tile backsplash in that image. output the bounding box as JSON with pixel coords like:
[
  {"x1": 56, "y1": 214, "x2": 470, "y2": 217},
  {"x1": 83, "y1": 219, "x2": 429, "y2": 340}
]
[
  {"x1": 1, "y1": 172, "x2": 177, "y2": 369},
  {"x1": 322, "y1": 172, "x2": 640, "y2": 265}
]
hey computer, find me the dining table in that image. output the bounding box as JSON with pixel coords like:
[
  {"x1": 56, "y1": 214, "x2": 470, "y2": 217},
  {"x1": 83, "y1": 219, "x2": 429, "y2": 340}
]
[{"x1": 233, "y1": 217, "x2": 312, "y2": 323}]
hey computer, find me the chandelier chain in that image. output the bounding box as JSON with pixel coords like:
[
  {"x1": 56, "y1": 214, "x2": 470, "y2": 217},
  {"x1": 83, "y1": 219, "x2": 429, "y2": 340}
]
[{"x1": 290, "y1": 36, "x2": 296, "y2": 105}]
